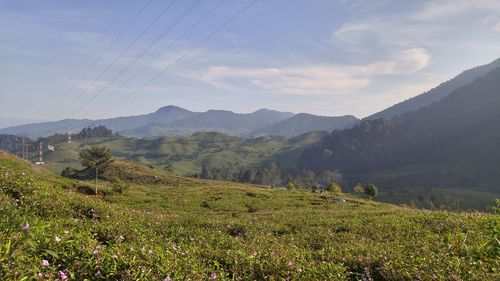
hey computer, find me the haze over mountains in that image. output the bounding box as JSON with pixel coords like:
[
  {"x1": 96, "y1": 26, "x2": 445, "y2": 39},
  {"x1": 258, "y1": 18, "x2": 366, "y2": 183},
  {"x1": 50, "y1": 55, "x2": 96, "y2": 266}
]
[{"x1": 0, "y1": 106, "x2": 359, "y2": 139}]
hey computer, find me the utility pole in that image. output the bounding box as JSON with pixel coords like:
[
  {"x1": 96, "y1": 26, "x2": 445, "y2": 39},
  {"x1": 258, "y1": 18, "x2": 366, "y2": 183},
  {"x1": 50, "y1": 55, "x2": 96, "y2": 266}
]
[
  {"x1": 95, "y1": 166, "x2": 98, "y2": 198},
  {"x1": 35, "y1": 141, "x2": 45, "y2": 165},
  {"x1": 67, "y1": 127, "x2": 72, "y2": 143},
  {"x1": 21, "y1": 136, "x2": 31, "y2": 160}
]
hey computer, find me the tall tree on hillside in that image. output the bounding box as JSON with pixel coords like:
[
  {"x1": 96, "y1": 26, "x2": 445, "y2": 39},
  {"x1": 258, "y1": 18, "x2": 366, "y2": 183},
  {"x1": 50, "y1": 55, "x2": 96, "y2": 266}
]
[
  {"x1": 364, "y1": 184, "x2": 378, "y2": 199},
  {"x1": 79, "y1": 146, "x2": 113, "y2": 197}
]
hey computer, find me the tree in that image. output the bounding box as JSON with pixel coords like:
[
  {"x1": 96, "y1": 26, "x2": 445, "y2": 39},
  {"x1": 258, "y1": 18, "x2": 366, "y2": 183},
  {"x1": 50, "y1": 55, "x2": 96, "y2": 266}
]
[
  {"x1": 79, "y1": 146, "x2": 113, "y2": 197},
  {"x1": 364, "y1": 184, "x2": 378, "y2": 199},
  {"x1": 201, "y1": 163, "x2": 210, "y2": 179},
  {"x1": 287, "y1": 182, "x2": 296, "y2": 190},
  {"x1": 328, "y1": 183, "x2": 342, "y2": 194}
]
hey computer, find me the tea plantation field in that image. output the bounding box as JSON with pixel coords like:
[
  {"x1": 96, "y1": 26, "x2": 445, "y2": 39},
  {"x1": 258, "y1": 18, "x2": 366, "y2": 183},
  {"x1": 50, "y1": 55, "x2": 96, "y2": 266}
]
[{"x1": 0, "y1": 151, "x2": 498, "y2": 280}]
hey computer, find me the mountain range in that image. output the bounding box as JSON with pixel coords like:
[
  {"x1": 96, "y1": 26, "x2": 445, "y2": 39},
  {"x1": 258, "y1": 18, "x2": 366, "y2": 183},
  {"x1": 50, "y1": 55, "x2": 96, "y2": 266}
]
[{"x1": 0, "y1": 106, "x2": 358, "y2": 139}]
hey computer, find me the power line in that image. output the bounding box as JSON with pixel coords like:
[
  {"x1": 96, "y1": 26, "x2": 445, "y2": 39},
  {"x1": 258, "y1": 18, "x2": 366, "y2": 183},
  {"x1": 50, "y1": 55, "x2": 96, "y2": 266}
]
[
  {"x1": 73, "y1": 0, "x2": 204, "y2": 116},
  {"x1": 47, "y1": 0, "x2": 155, "y2": 120},
  {"x1": 105, "y1": 0, "x2": 258, "y2": 116},
  {"x1": 54, "y1": 0, "x2": 180, "y2": 119},
  {"x1": 48, "y1": 0, "x2": 202, "y2": 134},
  {"x1": 90, "y1": 0, "x2": 228, "y2": 117},
  {"x1": 42, "y1": 0, "x2": 132, "y2": 119}
]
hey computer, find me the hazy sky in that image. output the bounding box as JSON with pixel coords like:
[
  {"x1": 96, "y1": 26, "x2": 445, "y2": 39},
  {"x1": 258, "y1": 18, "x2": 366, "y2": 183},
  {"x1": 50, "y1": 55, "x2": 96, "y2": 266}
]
[{"x1": 1, "y1": 0, "x2": 500, "y2": 122}]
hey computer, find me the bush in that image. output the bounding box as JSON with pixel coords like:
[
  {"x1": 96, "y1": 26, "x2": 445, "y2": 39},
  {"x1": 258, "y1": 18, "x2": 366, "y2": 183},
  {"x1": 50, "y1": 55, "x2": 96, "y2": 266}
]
[
  {"x1": 353, "y1": 183, "x2": 364, "y2": 193},
  {"x1": 328, "y1": 183, "x2": 342, "y2": 194},
  {"x1": 111, "y1": 178, "x2": 129, "y2": 194},
  {"x1": 287, "y1": 182, "x2": 295, "y2": 190}
]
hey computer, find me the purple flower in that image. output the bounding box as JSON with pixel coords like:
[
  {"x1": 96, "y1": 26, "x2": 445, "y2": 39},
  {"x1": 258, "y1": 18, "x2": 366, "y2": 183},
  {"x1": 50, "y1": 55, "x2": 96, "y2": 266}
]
[
  {"x1": 95, "y1": 270, "x2": 101, "y2": 277},
  {"x1": 59, "y1": 270, "x2": 68, "y2": 281},
  {"x1": 22, "y1": 223, "x2": 30, "y2": 231},
  {"x1": 42, "y1": 259, "x2": 49, "y2": 266},
  {"x1": 37, "y1": 272, "x2": 43, "y2": 278},
  {"x1": 93, "y1": 250, "x2": 100, "y2": 255},
  {"x1": 95, "y1": 245, "x2": 101, "y2": 249},
  {"x1": 210, "y1": 272, "x2": 217, "y2": 280},
  {"x1": 118, "y1": 235, "x2": 124, "y2": 243},
  {"x1": 163, "y1": 277, "x2": 172, "y2": 281}
]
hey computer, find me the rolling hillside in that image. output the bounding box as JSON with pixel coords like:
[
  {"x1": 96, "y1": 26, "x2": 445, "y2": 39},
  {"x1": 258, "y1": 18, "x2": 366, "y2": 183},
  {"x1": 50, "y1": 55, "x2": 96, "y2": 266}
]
[
  {"x1": 0, "y1": 151, "x2": 498, "y2": 280},
  {"x1": 14, "y1": 131, "x2": 325, "y2": 177}
]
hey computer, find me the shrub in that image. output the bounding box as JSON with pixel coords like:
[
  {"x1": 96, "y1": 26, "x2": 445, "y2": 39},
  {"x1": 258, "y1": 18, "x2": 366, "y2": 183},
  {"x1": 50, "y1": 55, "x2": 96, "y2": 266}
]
[
  {"x1": 111, "y1": 178, "x2": 129, "y2": 194},
  {"x1": 353, "y1": 183, "x2": 364, "y2": 193},
  {"x1": 328, "y1": 183, "x2": 342, "y2": 194},
  {"x1": 287, "y1": 182, "x2": 295, "y2": 190}
]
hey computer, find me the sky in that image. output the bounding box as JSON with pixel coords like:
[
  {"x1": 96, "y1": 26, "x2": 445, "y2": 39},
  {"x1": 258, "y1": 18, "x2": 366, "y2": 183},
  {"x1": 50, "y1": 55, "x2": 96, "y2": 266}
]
[{"x1": 1, "y1": 0, "x2": 500, "y2": 124}]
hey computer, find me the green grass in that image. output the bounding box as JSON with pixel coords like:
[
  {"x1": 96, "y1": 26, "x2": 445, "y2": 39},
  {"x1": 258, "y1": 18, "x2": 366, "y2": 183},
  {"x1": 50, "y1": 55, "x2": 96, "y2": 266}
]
[{"x1": 1, "y1": 151, "x2": 499, "y2": 280}]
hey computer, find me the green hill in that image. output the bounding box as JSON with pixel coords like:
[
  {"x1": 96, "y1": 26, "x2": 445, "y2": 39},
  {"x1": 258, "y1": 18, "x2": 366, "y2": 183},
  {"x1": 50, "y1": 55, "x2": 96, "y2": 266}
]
[
  {"x1": 32, "y1": 131, "x2": 325, "y2": 177},
  {"x1": 0, "y1": 151, "x2": 499, "y2": 280}
]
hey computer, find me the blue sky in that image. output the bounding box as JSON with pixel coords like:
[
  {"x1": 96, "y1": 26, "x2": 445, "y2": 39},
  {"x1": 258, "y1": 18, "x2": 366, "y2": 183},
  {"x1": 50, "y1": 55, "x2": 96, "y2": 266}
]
[{"x1": 1, "y1": 0, "x2": 500, "y2": 124}]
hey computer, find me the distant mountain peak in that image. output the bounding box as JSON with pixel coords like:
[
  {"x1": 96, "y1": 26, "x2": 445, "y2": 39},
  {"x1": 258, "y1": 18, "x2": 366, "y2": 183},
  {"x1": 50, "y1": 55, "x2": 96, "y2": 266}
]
[{"x1": 155, "y1": 105, "x2": 188, "y2": 113}]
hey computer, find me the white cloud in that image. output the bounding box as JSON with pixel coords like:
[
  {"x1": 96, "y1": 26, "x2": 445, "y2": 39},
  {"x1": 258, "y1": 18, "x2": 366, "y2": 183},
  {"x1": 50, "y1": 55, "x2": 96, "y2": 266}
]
[
  {"x1": 73, "y1": 80, "x2": 110, "y2": 93},
  {"x1": 200, "y1": 48, "x2": 431, "y2": 96},
  {"x1": 415, "y1": 0, "x2": 500, "y2": 21},
  {"x1": 494, "y1": 21, "x2": 500, "y2": 32}
]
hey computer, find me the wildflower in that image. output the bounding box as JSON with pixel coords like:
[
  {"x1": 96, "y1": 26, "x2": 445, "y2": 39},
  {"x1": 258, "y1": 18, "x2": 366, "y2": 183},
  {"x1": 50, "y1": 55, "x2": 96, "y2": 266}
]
[
  {"x1": 42, "y1": 259, "x2": 49, "y2": 267},
  {"x1": 210, "y1": 272, "x2": 217, "y2": 280},
  {"x1": 64, "y1": 230, "x2": 69, "y2": 235},
  {"x1": 118, "y1": 235, "x2": 125, "y2": 243},
  {"x1": 148, "y1": 249, "x2": 153, "y2": 255},
  {"x1": 163, "y1": 277, "x2": 172, "y2": 281},
  {"x1": 93, "y1": 250, "x2": 100, "y2": 255},
  {"x1": 59, "y1": 270, "x2": 68, "y2": 281},
  {"x1": 95, "y1": 245, "x2": 101, "y2": 249},
  {"x1": 22, "y1": 223, "x2": 30, "y2": 231},
  {"x1": 141, "y1": 247, "x2": 146, "y2": 253},
  {"x1": 95, "y1": 270, "x2": 101, "y2": 277},
  {"x1": 287, "y1": 261, "x2": 293, "y2": 266},
  {"x1": 54, "y1": 236, "x2": 61, "y2": 242},
  {"x1": 112, "y1": 254, "x2": 119, "y2": 259},
  {"x1": 38, "y1": 272, "x2": 42, "y2": 278}
]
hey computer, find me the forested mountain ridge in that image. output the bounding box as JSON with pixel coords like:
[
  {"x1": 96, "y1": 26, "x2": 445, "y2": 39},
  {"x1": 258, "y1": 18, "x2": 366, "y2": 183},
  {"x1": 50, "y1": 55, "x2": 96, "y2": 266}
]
[
  {"x1": 300, "y1": 66, "x2": 500, "y2": 195},
  {"x1": 251, "y1": 113, "x2": 359, "y2": 138},
  {"x1": 367, "y1": 57, "x2": 500, "y2": 120}
]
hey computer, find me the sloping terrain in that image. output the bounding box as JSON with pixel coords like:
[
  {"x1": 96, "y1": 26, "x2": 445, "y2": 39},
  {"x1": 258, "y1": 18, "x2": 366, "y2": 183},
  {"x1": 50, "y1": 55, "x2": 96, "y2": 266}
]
[
  {"x1": 300, "y1": 66, "x2": 500, "y2": 207},
  {"x1": 367, "y1": 57, "x2": 500, "y2": 120},
  {"x1": 29, "y1": 131, "x2": 324, "y2": 177},
  {"x1": 252, "y1": 113, "x2": 358, "y2": 138},
  {"x1": 0, "y1": 151, "x2": 498, "y2": 280}
]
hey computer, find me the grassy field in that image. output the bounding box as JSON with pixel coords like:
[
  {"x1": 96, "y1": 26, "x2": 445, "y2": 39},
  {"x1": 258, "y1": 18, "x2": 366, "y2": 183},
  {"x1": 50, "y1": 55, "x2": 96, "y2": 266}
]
[{"x1": 1, "y1": 151, "x2": 499, "y2": 280}]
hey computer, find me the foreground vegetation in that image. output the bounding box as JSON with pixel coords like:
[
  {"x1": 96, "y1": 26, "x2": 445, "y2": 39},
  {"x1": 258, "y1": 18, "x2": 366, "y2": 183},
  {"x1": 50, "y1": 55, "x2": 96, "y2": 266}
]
[{"x1": 0, "y1": 151, "x2": 499, "y2": 280}]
